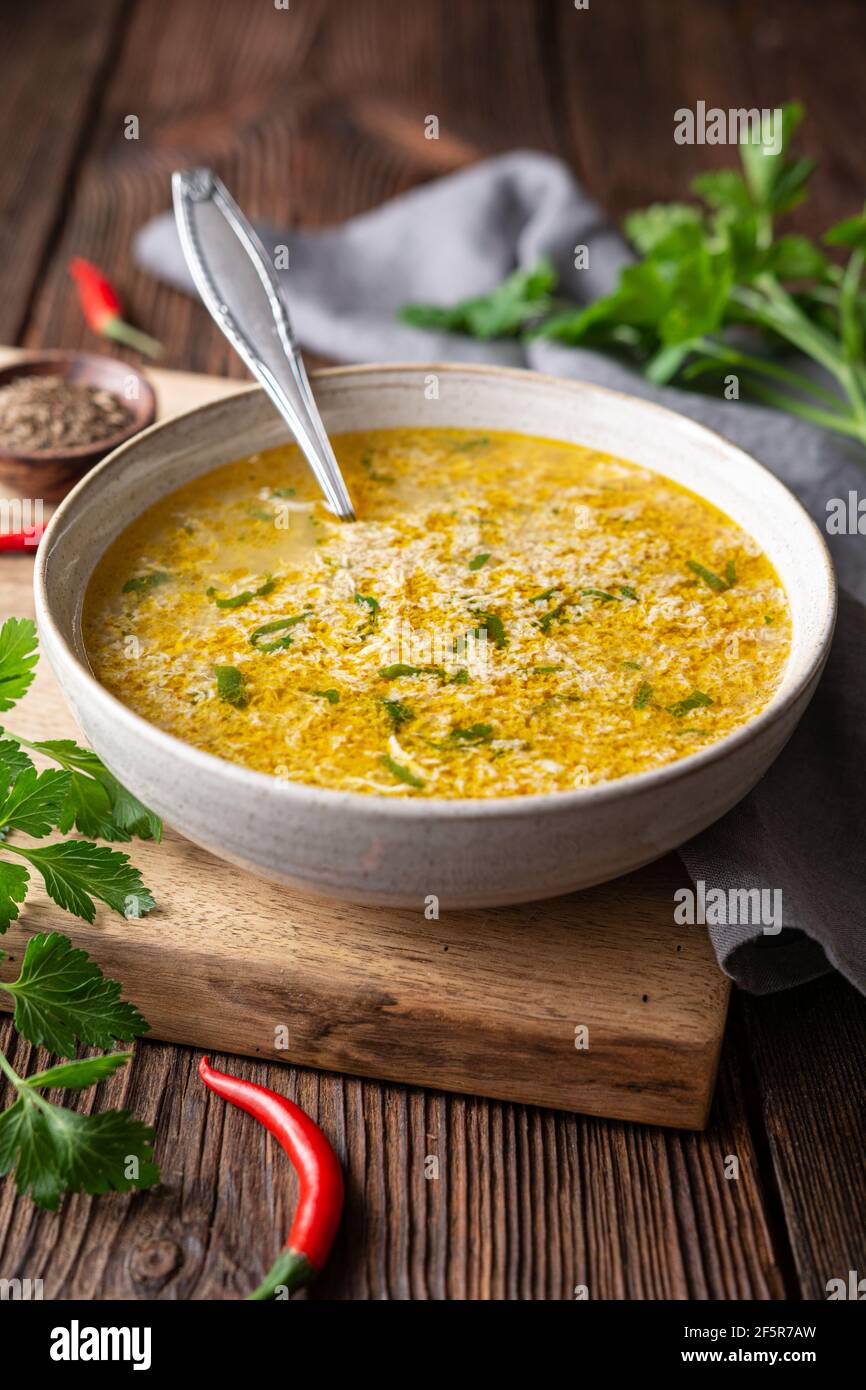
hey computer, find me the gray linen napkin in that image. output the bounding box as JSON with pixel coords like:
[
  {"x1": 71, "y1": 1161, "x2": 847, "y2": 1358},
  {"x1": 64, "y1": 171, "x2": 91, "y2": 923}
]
[{"x1": 135, "y1": 151, "x2": 866, "y2": 994}]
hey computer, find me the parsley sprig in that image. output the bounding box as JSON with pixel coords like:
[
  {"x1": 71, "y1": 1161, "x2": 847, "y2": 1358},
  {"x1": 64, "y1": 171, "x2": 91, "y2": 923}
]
[
  {"x1": 0, "y1": 933, "x2": 157, "y2": 1210},
  {"x1": 0, "y1": 617, "x2": 161, "y2": 1209},
  {"x1": 400, "y1": 104, "x2": 866, "y2": 458},
  {"x1": 0, "y1": 620, "x2": 159, "y2": 933}
]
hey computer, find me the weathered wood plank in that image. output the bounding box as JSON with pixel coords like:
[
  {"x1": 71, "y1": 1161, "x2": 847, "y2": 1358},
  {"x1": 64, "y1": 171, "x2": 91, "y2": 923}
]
[
  {"x1": 0, "y1": 0, "x2": 127, "y2": 344},
  {"x1": 739, "y1": 977, "x2": 866, "y2": 1301}
]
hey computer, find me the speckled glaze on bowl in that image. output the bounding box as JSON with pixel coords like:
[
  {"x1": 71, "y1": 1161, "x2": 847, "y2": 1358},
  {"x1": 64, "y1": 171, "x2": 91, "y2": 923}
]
[{"x1": 34, "y1": 365, "x2": 836, "y2": 908}]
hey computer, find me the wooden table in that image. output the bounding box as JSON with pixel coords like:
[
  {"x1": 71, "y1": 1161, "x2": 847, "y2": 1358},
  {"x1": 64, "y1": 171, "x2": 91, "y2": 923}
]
[{"x1": 0, "y1": 0, "x2": 863, "y2": 1300}]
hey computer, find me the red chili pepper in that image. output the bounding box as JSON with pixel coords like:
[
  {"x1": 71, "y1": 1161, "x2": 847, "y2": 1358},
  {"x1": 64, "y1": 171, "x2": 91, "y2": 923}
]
[
  {"x1": 198, "y1": 1056, "x2": 344, "y2": 1300},
  {"x1": 0, "y1": 527, "x2": 44, "y2": 552},
  {"x1": 68, "y1": 257, "x2": 163, "y2": 359}
]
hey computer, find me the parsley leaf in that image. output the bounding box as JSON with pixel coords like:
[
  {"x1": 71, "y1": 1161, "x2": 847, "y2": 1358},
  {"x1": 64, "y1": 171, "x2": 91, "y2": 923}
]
[
  {"x1": 381, "y1": 755, "x2": 424, "y2": 789},
  {"x1": 382, "y1": 698, "x2": 414, "y2": 730},
  {"x1": 0, "y1": 1097, "x2": 158, "y2": 1211},
  {"x1": 0, "y1": 738, "x2": 35, "y2": 779},
  {"x1": 1, "y1": 932, "x2": 149, "y2": 1054},
  {"x1": 400, "y1": 258, "x2": 557, "y2": 339},
  {"x1": 686, "y1": 560, "x2": 735, "y2": 592},
  {"x1": 354, "y1": 593, "x2": 380, "y2": 634},
  {"x1": 215, "y1": 665, "x2": 248, "y2": 707},
  {"x1": 633, "y1": 681, "x2": 654, "y2": 710},
  {"x1": 6, "y1": 841, "x2": 156, "y2": 924},
  {"x1": 472, "y1": 610, "x2": 507, "y2": 648},
  {"x1": 397, "y1": 106, "x2": 866, "y2": 463},
  {"x1": 0, "y1": 859, "x2": 29, "y2": 932},
  {"x1": 450, "y1": 723, "x2": 493, "y2": 744},
  {"x1": 249, "y1": 612, "x2": 311, "y2": 652},
  {"x1": 122, "y1": 571, "x2": 172, "y2": 595},
  {"x1": 538, "y1": 603, "x2": 567, "y2": 632},
  {"x1": 24, "y1": 1054, "x2": 134, "y2": 1090},
  {"x1": 667, "y1": 690, "x2": 714, "y2": 718},
  {"x1": 468, "y1": 553, "x2": 491, "y2": 571},
  {"x1": 379, "y1": 663, "x2": 442, "y2": 680},
  {"x1": 27, "y1": 740, "x2": 162, "y2": 842},
  {"x1": 0, "y1": 767, "x2": 69, "y2": 836},
  {"x1": 0, "y1": 618, "x2": 39, "y2": 712},
  {"x1": 581, "y1": 588, "x2": 618, "y2": 603},
  {"x1": 209, "y1": 576, "x2": 275, "y2": 609}
]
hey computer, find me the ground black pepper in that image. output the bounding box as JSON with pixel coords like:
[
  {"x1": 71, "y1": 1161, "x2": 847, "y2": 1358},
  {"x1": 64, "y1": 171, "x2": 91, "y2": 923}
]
[{"x1": 0, "y1": 375, "x2": 134, "y2": 452}]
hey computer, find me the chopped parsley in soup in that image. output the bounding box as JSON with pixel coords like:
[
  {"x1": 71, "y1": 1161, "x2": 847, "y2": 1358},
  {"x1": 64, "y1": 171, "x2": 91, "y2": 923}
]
[{"x1": 83, "y1": 429, "x2": 791, "y2": 797}]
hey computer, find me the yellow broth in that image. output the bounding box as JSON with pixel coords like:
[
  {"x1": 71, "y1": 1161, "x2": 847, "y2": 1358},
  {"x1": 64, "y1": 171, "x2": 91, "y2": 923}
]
[{"x1": 83, "y1": 429, "x2": 792, "y2": 797}]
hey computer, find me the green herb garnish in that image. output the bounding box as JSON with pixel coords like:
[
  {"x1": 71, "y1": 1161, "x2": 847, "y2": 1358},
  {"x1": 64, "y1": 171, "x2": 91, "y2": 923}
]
[
  {"x1": 400, "y1": 259, "x2": 556, "y2": 339},
  {"x1": 581, "y1": 588, "x2": 618, "y2": 603},
  {"x1": 311, "y1": 689, "x2": 340, "y2": 704},
  {"x1": 0, "y1": 619, "x2": 159, "y2": 1210},
  {"x1": 0, "y1": 934, "x2": 157, "y2": 1209},
  {"x1": 468, "y1": 553, "x2": 491, "y2": 571},
  {"x1": 471, "y1": 611, "x2": 507, "y2": 648},
  {"x1": 622, "y1": 660, "x2": 642, "y2": 670},
  {"x1": 215, "y1": 665, "x2": 247, "y2": 708},
  {"x1": 633, "y1": 680, "x2": 654, "y2": 710},
  {"x1": 450, "y1": 723, "x2": 493, "y2": 743},
  {"x1": 399, "y1": 106, "x2": 866, "y2": 466},
  {"x1": 382, "y1": 698, "x2": 414, "y2": 730},
  {"x1": 381, "y1": 755, "x2": 424, "y2": 789},
  {"x1": 619, "y1": 586, "x2": 639, "y2": 600},
  {"x1": 686, "y1": 560, "x2": 735, "y2": 593},
  {"x1": 122, "y1": 571, "x2": 172, "y2": 595},
  {"x1": 379, "y1": 663, "x2": 442, "y2": 680},
  {"x1": 209, "y1": 576, "x2": 276, "y2": 609},
  {"x1": 530, "y1": 587, "x2": 561, "y2": 603},
  {"x1": 354, "y1": 593, "x2": 380, "y2": 634},
  {"x1": 667, "y1": 689, "x2": 714, "y2": 718},
  {"x1": 450, "y1": 668, "x2": 470, "y2": 685},
  {"x1": 249, "y1": 612, "x2": 312, "y2": 653},
  {"x1": 531, "y1": 665, "x2": 563, "y2": 674},
  {"x1": 538, "y1": 603, "x2": 567, "y2": 632}
]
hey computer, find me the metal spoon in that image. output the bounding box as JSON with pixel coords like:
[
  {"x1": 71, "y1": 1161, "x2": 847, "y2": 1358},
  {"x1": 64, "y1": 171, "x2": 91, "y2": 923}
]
[{"x1": 172, "y1": 168, "x2": 355, "y2": 520}]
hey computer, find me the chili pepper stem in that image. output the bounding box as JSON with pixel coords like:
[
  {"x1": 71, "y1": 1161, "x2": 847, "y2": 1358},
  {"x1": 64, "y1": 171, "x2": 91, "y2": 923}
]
[
  {"x1": 246, "y1": 1247, "x2": 314, "y2": 1301},
  {"x1": 102, "y1": 316, "x2": 163, "y2": 359}
]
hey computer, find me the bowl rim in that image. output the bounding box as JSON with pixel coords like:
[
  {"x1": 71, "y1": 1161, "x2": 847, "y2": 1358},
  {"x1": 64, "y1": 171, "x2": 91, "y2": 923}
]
[
  {"x1": 34, "y1": 361, "x2": 837, "y2": 821},
  {"x1": 0, "y1": 350, "x2": 156, "y2": 462}
]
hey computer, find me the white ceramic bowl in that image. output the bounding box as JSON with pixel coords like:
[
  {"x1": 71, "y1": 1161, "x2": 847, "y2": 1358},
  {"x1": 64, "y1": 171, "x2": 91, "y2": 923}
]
[{"x1": 35, "y1": 365, "x2": 836, "y2": 907}]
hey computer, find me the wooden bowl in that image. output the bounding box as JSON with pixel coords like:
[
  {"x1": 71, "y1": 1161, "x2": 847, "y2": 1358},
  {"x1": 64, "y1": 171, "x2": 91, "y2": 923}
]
[{"x1": 0, "y1": 352, "x2": 156, "y2": 501}]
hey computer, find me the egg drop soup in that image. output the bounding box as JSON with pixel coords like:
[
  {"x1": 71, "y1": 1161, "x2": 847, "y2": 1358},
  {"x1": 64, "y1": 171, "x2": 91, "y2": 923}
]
[{"x1": 84, "y1": 429, "x2": 791, "y2": 798}]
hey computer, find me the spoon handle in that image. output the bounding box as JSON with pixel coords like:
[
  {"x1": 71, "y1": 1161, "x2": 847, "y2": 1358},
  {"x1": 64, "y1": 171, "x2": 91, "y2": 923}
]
[{"x1": 171, "y1": 168, "x2": 355, "y2": 520}]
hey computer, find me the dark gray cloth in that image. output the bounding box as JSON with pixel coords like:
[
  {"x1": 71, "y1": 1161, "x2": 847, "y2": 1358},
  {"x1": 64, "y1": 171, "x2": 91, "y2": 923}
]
[{"x1": 135, "y1": 151, "x2": 866, "y2": 994}]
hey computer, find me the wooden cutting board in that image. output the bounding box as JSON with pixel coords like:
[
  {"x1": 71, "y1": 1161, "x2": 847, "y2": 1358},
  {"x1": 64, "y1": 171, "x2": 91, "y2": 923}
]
[{"x1": 0, "y1": 358, "x2": 730, "y2": 1130}]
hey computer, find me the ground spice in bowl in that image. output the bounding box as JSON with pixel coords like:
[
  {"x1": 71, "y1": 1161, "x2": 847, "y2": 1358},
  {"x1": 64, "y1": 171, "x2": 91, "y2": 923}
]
[{"x1": 0, "y1": 374, "x2": 134, "y2": 453}]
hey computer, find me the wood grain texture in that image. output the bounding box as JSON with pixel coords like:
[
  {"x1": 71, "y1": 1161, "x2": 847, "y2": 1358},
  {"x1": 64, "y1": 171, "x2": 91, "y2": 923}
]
[
  {"x1": 1, "y1": 0, "x2": 864, "y2": 1300},
  {"x1": 0, "y1": 1028, "x2": 788, "y2": 1301},
  {"x1": 0, "y1": 543, "x2": 728, "y2": 1128},
  {"x1": 740, "y1": 977, "x2": 866, "y2": 1301},
  {"x1": 0, "y1": 1, "x2": 127, "y2": 343}
]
